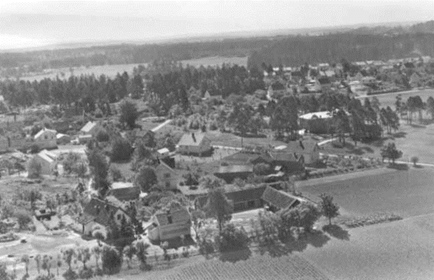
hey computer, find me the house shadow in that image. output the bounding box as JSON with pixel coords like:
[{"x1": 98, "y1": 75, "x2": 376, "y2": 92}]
[
  {"x1": 322, "y1": 225, "x2": 350, "y2": 241},
  {"x1": 150, "y1": 235, "x2": 196, "y2": 249},
  {"x1": 257, "y1": 230, "x2": 330, "y2": 258},
  {"x1": 219, "y1": 247, "x2": 252, "y2": 263}
]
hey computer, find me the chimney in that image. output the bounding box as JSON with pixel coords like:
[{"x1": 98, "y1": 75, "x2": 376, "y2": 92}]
[
  {"x1": 192, "y1": 133, "x2": 196, "y2": 143},
  {"x1": 299, "y1": 140, "x2": 305, "y2": 150}
]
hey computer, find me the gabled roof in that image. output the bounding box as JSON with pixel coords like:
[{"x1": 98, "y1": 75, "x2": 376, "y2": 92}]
[
  {"x1": 156, "y1": 161, "x2": 177, "y2": 174},
  {"x1": 109, "y1": 182, "x2": 140, "y2": 201},
  {"x1": 158, "y1": 148, "x2": 170, "y2": 154},
  {"x1": 34, "y1": 128, "x2": 57, "y2": 139},
  {"x1": 80, "y1": 121, "x2": 98, "y2": 133},
  {"x1": 266, "y1": 151, "x2": 300, "y2": 162},
  {"x1": 285, "y1": 140, "x2": 318, "y2": 153},
  {"x1": 154, "y1": 207, "x2": 190, "y2": 226},
  {"x1": 261, "y1": 186, "x2": 301, "y2": 209},
  {"x1": 80, "y1": 197, "x2": 128, "y2": 226},
  {"x1": 299, "y1": 111, "x2": 332, "y2": 120},
  {"x1": 177, "y1": 132, "x2": 208, "y2": 147},
  {"x1": 36, "y1": 149, "x2": 57, "y2": 163}
]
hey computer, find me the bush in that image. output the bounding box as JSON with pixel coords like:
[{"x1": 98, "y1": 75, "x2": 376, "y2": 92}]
[
  {"x1": 27, "y1": 158, "x2": 42, "y2": 178},
  {"x1": 15, "y1": 210, "x2": 32, "y2": 230},
  {"x1": 110, "y1": 137, "x2": 133, "y2": 162},
  {"x1": 101, "y1": 245, "x2": 122, "y2": 275},
  {"x1": 78, "y1": 267, "x2": 94, "y2": 279},
  {"x1": 109, "y1": 166, "x2": 124, "y2": 182},
  {"x1": 95, "y1": 129, "x2": 110, "y2": 142},
  {"x1": 215, "y1": 223, "x2": 250, "y2": 252},
  {"x1": 62, "y1": 269, "x2": 78, "y2": 280}
]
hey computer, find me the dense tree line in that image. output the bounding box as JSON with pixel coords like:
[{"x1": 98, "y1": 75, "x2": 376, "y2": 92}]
[{"x1": 248, "y1": 33, "x2": 434, "y2": 68}]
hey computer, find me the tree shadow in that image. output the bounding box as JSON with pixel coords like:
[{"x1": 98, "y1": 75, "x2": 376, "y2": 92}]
[
  {"x1": 391, "y1": 131, "x2": 407, "y2": 138},
  {"x1": 151, "y1": 235, "x2": 196, "y2": 249},
  {"x1": 387, "y1": 163, "x2": 409, "y2": 171},
  {"x1": 410, "y1": 123, "x2": 426, "y2": 128},
  {"x1": 219, "y1": 247, "x2": 252, "y2": 263},
  {"x1": 257, "y1": 230, "x2": 330, "y2": 258},
  {"x1": 322, "y1": 225, "x2": 350, "y2": 241},
  {"x1": 413, "y1": 164, "x2": 424, "y2": 169}
]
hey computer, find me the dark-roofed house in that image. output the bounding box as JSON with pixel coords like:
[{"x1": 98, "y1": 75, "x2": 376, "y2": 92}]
[
  {"x1": 284, "y1": 140, "x2": 320, "y2": 166},
  {"x1": 77, "y1": 197, "x2": 131, "y2": 237},
  {"x1": 147, "y1": 205, "x2": 191, "y2": 242},
  {"x1": 107, "y1": 182, "x2": 140, "y2": 201},
  {"x1": 264, "y1": 150, "x2": 305, "y2": 173},
  {"x1": 214, "y1": 164, "x2": 254, "y2": 183},
  {"x1": 317, "y1": 76, "x2": 331, "y2": 93},
  {"x1": 192, "y1": 184, "x2": 268, "y2": 213},
  {"x1": 261, "y1": 186, "x2": 303, "y2": 212},
  {"x1": 177, "y1": 132, "x2": 212, "y2": 156}
]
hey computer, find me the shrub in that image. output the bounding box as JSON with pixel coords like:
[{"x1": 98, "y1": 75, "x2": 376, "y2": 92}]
[
  {"x1": 30, "y1": 144, "x2": 40, "y2": 154},
  {"x1": 62, "y1": 269, "x2": 78, "y2": 280},
  {"x1": 78, "y1": 267, "x2": 93, "y2": 279},
  {"x1": 95, "y1": 129, "x2": 110, "y2": 142},
  {"x1": 109, "y1": 166, "x2": 124, "y2": 182},
  {"x1": 15, "y1": 210, "x2": 32, "y2": 230},
  {"x1": 110, "y1": 137, "x2": 133, "y2": 162},
  {"x1": 27, "y1": 158, "x2": 42, "y2": 178},
  {"x1": 411, "y1": 156, "x2": 419, "y2": 166},
  {"x1": 215, "y1": 223, "x2": 250, "y2": 252},
  {"x1": 101, "y1": 245, "x2": 122, "y2": 275}
]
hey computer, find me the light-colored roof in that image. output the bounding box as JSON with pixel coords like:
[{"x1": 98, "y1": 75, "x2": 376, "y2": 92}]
[
  {"x1": 216, "y1": 165, "x2": 253, "y2": 174},
  {"x1": 261, "y1": 186, "x2": 301, "y2": 209},
  {"x1": 0, "y1": 95, "x2": 4, "y2": 102},
  {"x1": 34, "y1": 128, "x2": 57, "y2": 140},
  {"x1": 36, "y1": 149, "x2": 57, "y2": 163},
  {"x1": 111, "y1": 182, "x2": 134, "y2": 189},
  {"x1": 158, "y1": 148, "x2": 170, "y2": 154},
  {"x1": 81, "y1": 121, "x2": 97, "y2": 133},
  {"x1": 177, "y1": 132, "x2": 208, "y2": 147},
  {"x1": 299, "y1": 111, "x2": 332, "y2": 120},
  {"x1": 56, "y1": 133, "x2": 70, "y2": 139}
]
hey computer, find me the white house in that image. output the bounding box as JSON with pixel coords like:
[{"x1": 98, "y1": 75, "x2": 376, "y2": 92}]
[
  {"x1": 80, "y1": 121, "x2": 101, "y2": 136},
  {"x1": 34, "y1": 128, "x2": 57, "y2": 149},
  {"x1": 177, "y1": 132, "x2": 212, "y2": 156},
  {"x1": 31, "y1": 149, "x2": 57, "y2": 175},
  {"x1": 155, "y1": 161, "x2": 178, "y2": 189},
  {"x1": 147, "y1": 205, "x2": 191, "y2": 242}
]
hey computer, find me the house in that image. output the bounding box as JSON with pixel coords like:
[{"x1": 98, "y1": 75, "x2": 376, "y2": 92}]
[
  {"x1": 107, "y1": 182, "x2": 140, "y2": 201},
  {"x1": 34, "y1": 128, "x2": 57, "y2": 149},
  {"x1": 409, "y1": 72, "x2": 422, "y2": 88},
  {"x1": 263, "y1": 150, "x2": 305, "y2": 173},
  {"x1": 203, "y1": 90, "x2": 222, "y2": 101},
  {"x1": 317, "y1": 77, "x2": 331, "y2": 93},
  {"x1": 80, "y1": 121, "x2": 101, "y2": 136},
  {"x1": 56, "y1": 133, "x2": 71, "y2": 145},
  {"x1": 155, "y1": 161, "x2": 178, "y2": 189},
  {"x1": 283, "y1": 140, "x2": 320, "y2": 166},
  {"x1": 157, "y1": 148, "x2": 170, "y2": 159},
  {"x1": 147, "y1": 205, "x2": 191, "y2": 242},
  {"x1": 299, "y1": 111, "x2": 333, "y2": 134},
  {"x1": 31, "y1": 149, "x2": 57, "y2": 175},
  {"x1": 78, "y1": 134, "x2": 93, "y2": 144},
  {"x1": 214, "y1": 164, "x2": 254, "y2": 183},
  {"x1": 77, "y1": 197, "x2": 131, "y2": 237},
  {"x1": 177, "y1": 132, "x2": 212, "y2": 156},
  {"x1": 261, "y1": 186, "x2": 304, "y2": 212}
]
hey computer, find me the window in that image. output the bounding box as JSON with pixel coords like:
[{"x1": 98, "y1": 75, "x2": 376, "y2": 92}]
[
  {"x1": 117, "y1": 214, "x2": 121, "y2": 220},
  {"x1": 164, "y1": 173, "x2": 170, "y2": 178}
]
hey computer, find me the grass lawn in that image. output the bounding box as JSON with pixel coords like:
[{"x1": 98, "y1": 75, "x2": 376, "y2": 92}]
[
  {"x1": 364, "y1": 88, "x2": 434, "y2": 109},
  {"x1": 207, "y1": 130, "x2": 286, "y2": 148},
  {"x1": 299, "y1": 167, "x2": 434, "y2": 218}
]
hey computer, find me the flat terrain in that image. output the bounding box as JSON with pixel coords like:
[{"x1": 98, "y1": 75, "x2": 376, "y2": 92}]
[
  {"x1": 19, "y1": 63, "x2": 146, "y2": 82},
  {"x1": 363, "y1": 88, "x2": 434, "y2": 109},
  {"x1": 180, "y1": 56, "x2": 248, "y2": 68},
  {"x1": 394, "y1": 122, "x2": 434, "y2": 164},
  {"x1": 300, "y1": 213, "x2": 434, "y2": 280},
  {"x1": 299, "y1": 167, "x2": 434, "y2": 218}
]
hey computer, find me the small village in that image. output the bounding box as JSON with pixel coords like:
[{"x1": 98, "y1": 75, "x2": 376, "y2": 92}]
[{"x1": 0, "y1": 47, "x2": 434, "y2": 280}]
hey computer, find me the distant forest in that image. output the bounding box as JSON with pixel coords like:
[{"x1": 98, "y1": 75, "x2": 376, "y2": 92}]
[
  {"x1": 0, "y1": 21, "x2": 433, "y2": 73},
  {"x1": 247, "y1": 33, "x2": 434, "y2": 68}
]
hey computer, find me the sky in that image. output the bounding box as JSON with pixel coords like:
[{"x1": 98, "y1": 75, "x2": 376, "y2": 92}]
[{"x1": 0, "y1": 0, "x2": 433, "y2": 50}]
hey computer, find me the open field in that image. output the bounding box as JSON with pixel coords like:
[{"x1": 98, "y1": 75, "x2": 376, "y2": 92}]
[
  {"x1": 365, "y1": 88, "x2": 434, "y2": 109},
  {"x1": 299, "y1": 167, "x2": 434, "y2": 218},
  {"x1": 18, "y1": 63, "x2": 146, "y2": 82},
  {"x1": 180, "y1": 56, "x2": 248, "y2": 68},
  {"x1": 394, "y1": 122, "x2": 434, "y2": 164},
  {"x1": 301, "y1": 213, "x2": 434, "y2": 280}
]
